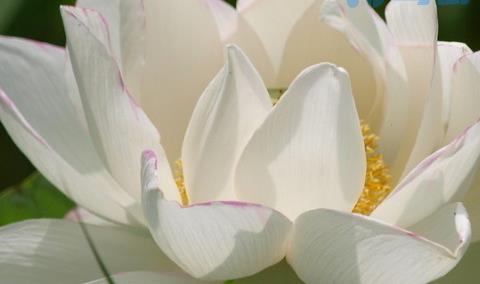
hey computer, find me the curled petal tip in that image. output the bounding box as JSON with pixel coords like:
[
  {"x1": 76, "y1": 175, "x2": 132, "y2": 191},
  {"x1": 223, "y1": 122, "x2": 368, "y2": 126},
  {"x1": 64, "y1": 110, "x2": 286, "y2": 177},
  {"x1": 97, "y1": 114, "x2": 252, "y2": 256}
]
[{"x1": 141, "y1": 150, "x2": 157, "y2": 164}]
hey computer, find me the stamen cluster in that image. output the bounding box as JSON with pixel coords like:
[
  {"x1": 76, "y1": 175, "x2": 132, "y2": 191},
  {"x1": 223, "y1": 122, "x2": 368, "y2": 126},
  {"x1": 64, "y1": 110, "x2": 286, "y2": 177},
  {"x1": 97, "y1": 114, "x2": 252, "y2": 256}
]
[{"x1": 352, "y1": 122, "x2": 392, "y2": 215}]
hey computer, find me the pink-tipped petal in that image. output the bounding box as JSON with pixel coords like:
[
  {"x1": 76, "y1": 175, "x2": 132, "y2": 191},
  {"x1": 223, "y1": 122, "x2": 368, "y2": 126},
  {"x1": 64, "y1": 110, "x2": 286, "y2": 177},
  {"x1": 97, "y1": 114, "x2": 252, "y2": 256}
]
[
  {"x1": 372, "y1": 120, "x2": 480, "y2": 227},
  {"x1": 445, "y1": 52, "x2": 480, "y2": 143},
  {"x1": 0, "y1": 36, "x2": 137, "y2": 225},
  {"x1": 61, "y1": 6, "x2": 179, "y2": 203},
  {"x1": 384, "y1": 0, "x2": 439, "y2": 181},
  {"x1": 141, "y1": 151, "x2": 292, "y2": 281},
  {"x1": 288, "y1": 203, "x2": 470, "y2": 284}
]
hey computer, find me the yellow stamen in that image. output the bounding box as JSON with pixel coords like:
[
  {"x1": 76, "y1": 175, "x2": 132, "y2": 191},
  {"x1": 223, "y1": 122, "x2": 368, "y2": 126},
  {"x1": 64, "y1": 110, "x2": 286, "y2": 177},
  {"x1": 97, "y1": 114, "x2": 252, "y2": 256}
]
[
  {"x1": 174, "y1": 160, "x2": 190, "y2": 206},
  {"x1": 352, "y1": 122, "x2": 392, "y2": 215}
]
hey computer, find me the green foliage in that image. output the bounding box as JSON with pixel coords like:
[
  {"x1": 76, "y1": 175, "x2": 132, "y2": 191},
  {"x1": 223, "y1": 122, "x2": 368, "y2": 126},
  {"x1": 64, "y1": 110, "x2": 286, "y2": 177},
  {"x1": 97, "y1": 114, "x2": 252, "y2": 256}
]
[
  {"x1": 0, "y1": 173, "x2": 75, "y2": 226},
  {"x1": 0, "y1": 0, "x2": 23, "y2": 32},
  {"x1": 225, "y1": 0, "x2": 236, "y2": 7},
  {"x1": 2, "y1": 0, "x2": 75, "y2": 45}
]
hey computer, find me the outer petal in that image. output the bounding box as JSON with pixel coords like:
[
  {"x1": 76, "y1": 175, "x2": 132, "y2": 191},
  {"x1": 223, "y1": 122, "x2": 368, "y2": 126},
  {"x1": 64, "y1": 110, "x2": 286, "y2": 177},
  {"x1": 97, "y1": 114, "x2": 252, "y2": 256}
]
[
  {"x1": 182, "y1": 45, "x2": 271, "y2": 202},
  {"x1": 441, "y1": 52, "x2": 480, "y2": 239},
  {"x1": 141, "y1": 0, "x2": 223, "y2": 162},
  {"x1": 319, "y1": 0, "x2": 409, "y2": 177},
  {"x1": 235, "y1": 63, "x2": 365, "y2": 220},
  {"x1": 87, "y1": 271, "x2": 213, "y2": 284},
  {"x1": 385, "y1": 0, "x2": 438, "y2": 181},
  {"x1": 385, "y1": 0, "x2": 438, "y2": 45},
  {"x1": 402, "y1": 42, "x2": 472, "y2": 175},
  {"x1": 445, "y1": 52, "x2": 480, "y2": 143},
  {"x1": 437, "y1": 42, "x2": 472, "y2": 131},
  {"x1": 372, "y1": 120, "x2": 480, "y2": 227},
  {"x1": 61, "y1": 7, "x2": 179, "y2": 203},
  {"x1": 0, "y1": 219, "x2": 181, "y2": 284},
  {"x1": 117, "y1": 0, "x2": 146, "y2": 99},
  {"x1": 287, "y1": 203, "x2": 470, "y2": 284},
  {"x1": 75, "y1": 0, "x2": 120, "y2": 58},
  {"x1": 0, "y1": 37, "x2": 136, "y2": 225},
  {"x1": 141, "y1": 150, "x2": 292, "y2": 281},
  {"x1": 76, "y1": 0, "x2": 145, "y2": 99}
]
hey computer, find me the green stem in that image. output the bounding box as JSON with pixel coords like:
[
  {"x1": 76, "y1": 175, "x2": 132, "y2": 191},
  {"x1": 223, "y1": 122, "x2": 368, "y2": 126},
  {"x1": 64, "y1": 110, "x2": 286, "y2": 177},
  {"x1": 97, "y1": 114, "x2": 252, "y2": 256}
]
[{"x1": 74, "y1": 209, "x2": 115, "y2": 284}]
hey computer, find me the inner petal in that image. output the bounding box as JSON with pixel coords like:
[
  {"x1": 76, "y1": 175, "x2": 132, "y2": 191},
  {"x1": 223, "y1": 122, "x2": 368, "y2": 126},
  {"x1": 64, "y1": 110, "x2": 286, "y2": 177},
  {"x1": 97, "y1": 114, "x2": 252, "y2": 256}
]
[
  {"x1": 235, "y1": 65, "x2": 367, "y2": 220},
  {"x1": 268, "y1": 89, "x2": 393, "y2": 215},
  {"x1": 174, "y1": 88, "x2": 288, "y2": 207}
]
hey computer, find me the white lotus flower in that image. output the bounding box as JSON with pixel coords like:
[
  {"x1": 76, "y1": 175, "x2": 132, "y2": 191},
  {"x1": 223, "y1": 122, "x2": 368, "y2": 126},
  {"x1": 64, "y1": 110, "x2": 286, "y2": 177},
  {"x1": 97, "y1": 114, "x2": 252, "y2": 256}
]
[{"x1": 0, "y1": 0, "x2": 479, "y2": 283}]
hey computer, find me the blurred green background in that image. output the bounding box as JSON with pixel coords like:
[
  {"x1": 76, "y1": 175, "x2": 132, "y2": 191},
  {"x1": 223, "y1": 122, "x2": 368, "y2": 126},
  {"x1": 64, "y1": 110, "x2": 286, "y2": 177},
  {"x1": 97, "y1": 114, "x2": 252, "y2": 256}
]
[{"x1": 0, "y1": 0, "x2": 479, "y2": 282}]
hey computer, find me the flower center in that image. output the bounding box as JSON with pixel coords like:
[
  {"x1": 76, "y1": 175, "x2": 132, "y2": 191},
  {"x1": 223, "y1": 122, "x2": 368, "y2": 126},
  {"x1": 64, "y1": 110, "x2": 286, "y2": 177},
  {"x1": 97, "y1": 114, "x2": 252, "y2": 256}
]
[
  {"x1": 174, "y1": 160, "x2": 190, "y2": 206},
  {"x1": 175, "y1": 92, "x2": 392, "y2": 213},
  {"x1": 352, "y1": 122, "x2": 392, "y2": 215}
]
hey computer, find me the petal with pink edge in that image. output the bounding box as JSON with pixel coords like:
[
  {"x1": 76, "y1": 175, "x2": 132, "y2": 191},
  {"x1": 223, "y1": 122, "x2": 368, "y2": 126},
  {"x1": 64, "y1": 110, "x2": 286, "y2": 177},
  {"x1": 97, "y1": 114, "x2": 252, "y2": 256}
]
[
  {"x1": 402, "y1": 42, "x2": 473, "y2": 175},
  {"x1": 141, "y1": 150, "x2": 292, "y2": 281},
  {"x1": 76, "y1": 0, "x2": 145, "y2": 98},
  {"x1": 287, "y1": 203, "x2": 470, "y2": 284},
  {"x1": 445, "y1": 52, "x2": 480, "y2": 143},
  {"x1": 61, "y1": 6, "x2": 179, "y2": 203},
  {"x1": 372, "y1": 120, "x2": 480, "y2": 227},
  {"x1": 0, "y1": 37, "x2": 136, "y2": 225},
  {"x1": 384, "y1": 0, "x2": 438, "y2": 181}
]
